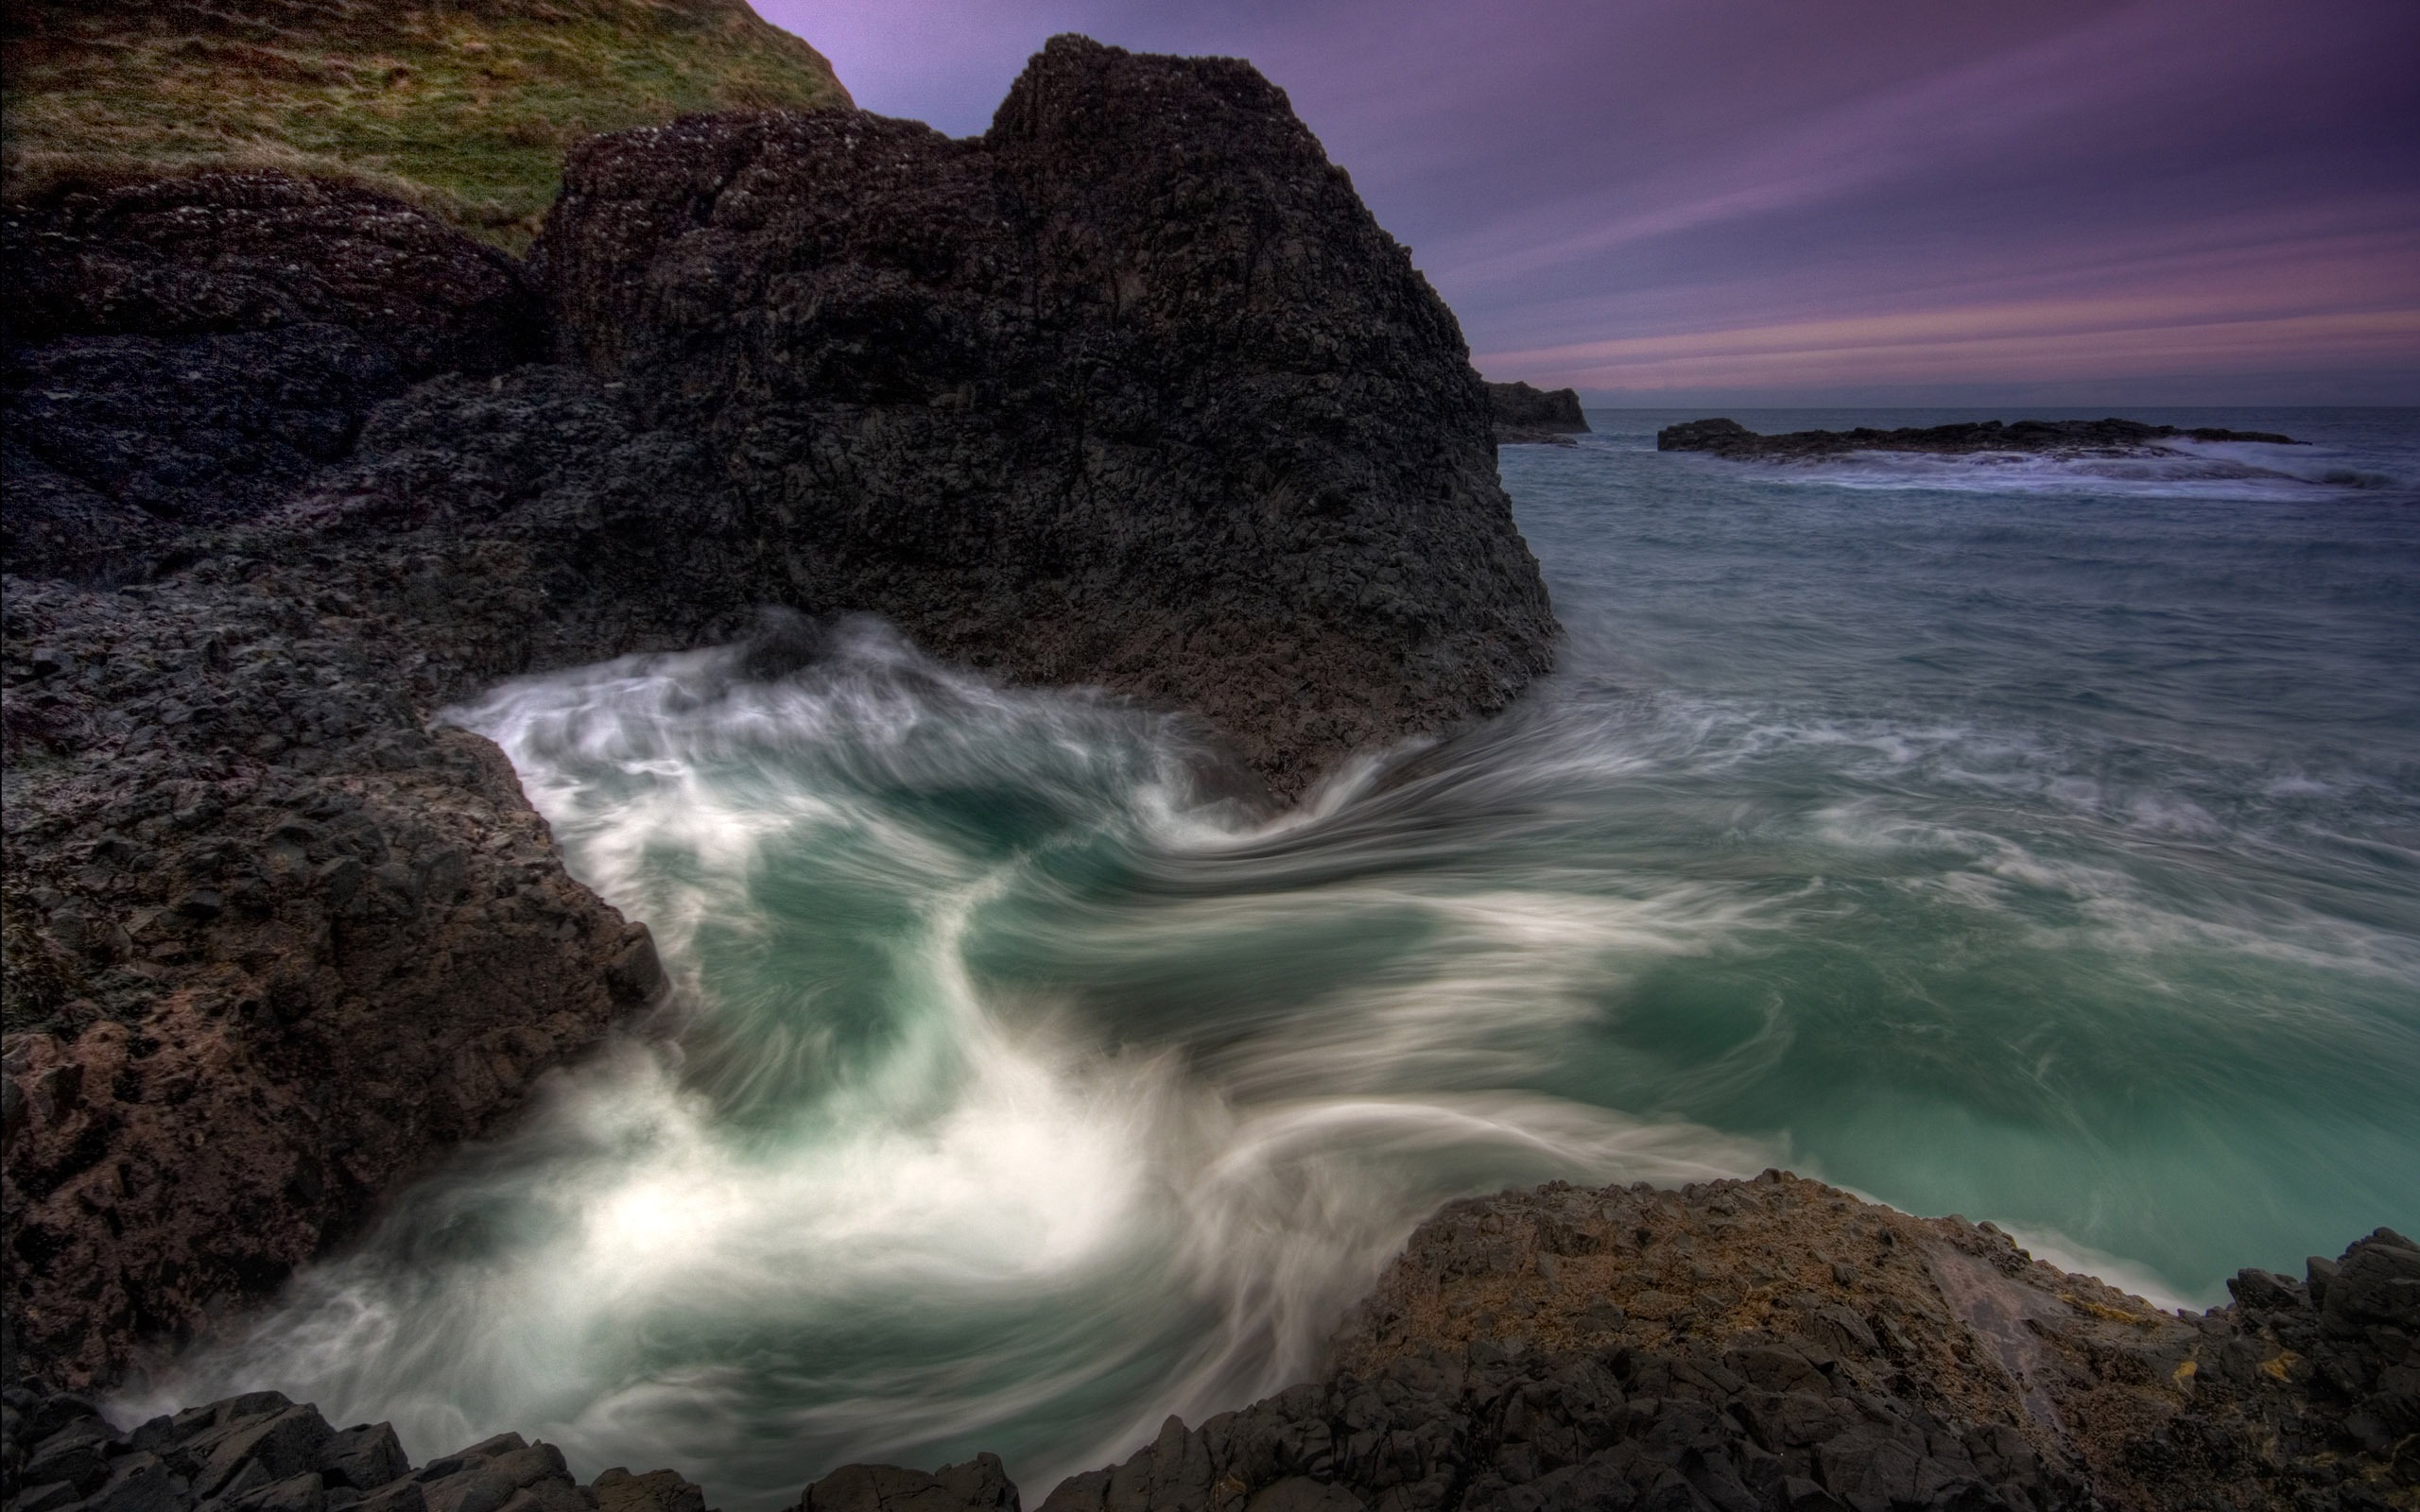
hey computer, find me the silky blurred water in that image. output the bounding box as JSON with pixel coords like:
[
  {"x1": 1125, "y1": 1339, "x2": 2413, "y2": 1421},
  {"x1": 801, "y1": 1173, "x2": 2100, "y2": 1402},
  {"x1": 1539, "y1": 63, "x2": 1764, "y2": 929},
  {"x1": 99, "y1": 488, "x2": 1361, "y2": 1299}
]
[{"x1": 129, "y1": 408, "x2": 2420, "y2": 1505}]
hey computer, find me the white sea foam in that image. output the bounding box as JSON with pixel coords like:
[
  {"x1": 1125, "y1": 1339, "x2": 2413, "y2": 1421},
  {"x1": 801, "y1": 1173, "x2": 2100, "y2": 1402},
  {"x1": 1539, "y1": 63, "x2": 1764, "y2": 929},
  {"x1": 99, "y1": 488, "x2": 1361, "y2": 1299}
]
[
  {"x1": 118, "y1": 576, "x2": 2420, "y2": 1502},
  {"x1": 122, "y1": 630, "x2": 1775, "y2": 1501},
  {"x1": 1741, "y1": 440, "x2": 2393, "y2": 503}
]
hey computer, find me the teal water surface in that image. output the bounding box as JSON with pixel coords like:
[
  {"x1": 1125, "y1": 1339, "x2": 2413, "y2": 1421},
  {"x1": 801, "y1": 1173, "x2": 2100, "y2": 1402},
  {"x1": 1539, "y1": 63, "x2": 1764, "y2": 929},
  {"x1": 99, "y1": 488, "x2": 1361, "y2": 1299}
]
[{"x1": 129, "y1": 408, "x2": 2420, "y2": 1505}]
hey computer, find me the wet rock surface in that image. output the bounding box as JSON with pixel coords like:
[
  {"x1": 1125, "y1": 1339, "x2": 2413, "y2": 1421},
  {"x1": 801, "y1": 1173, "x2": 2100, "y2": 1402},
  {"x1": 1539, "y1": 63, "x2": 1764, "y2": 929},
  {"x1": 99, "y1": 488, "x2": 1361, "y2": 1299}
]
[
  {"x1": 1484, "y1": 384, "x2": 1588, "y2": 447},
  {"x1": 1655, "y1": 417, "x2": 2301, "y2": 460},
  {"x1": 999, "y1": 1178, "x2": 2416, "y2": 1512},
  {"x1": 1, "y1": 568, "x2": 659, "y2": 1385},
  {"x1": 1276, "y1": 1174, "x2": 2419, "y2": 1511}
]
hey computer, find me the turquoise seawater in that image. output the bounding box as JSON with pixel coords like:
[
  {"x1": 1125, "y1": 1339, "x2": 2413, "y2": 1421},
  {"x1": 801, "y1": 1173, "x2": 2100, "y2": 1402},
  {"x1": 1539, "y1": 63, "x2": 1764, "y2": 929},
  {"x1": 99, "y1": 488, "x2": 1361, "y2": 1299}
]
[{"x1": 128, "y1": 408, "x2": 2420, "y2": 1504}]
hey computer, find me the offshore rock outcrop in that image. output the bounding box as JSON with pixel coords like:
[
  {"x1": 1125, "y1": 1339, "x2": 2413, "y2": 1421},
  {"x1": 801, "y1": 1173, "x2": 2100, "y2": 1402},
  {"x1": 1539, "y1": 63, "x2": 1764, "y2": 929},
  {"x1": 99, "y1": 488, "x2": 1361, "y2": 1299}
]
[
  {"x1": 4, "y1": 37, "x2": 1558, "y2": 1383},
  {"x1": 1655, "y1": 417, "x2": 2301, "y2": 461},
  {"x1": 1484, "y1": 383, "x2": 1589, "y2": 447}
]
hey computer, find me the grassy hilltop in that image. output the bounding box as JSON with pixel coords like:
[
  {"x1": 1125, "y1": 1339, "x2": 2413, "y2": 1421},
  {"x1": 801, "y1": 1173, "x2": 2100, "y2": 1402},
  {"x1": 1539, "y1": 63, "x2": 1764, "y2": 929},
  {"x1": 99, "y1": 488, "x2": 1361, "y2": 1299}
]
[{"x1": 0, "y1": 0, "x2": 850, "y2": 246}]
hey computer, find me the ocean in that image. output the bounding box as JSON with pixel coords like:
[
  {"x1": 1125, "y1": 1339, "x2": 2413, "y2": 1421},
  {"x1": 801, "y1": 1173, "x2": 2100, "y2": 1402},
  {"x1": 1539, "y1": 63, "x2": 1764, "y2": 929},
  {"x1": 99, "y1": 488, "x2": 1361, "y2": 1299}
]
[{"x1": 125, "y1": 407, "x2": 2420, "y2": 1504}]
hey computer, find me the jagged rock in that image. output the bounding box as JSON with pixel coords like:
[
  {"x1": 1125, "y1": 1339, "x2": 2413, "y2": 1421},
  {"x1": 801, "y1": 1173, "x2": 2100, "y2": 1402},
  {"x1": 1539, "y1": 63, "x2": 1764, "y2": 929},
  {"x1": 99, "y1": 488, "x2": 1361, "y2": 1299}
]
[
  {"x1": 797, "y1": 1457, "x2": 1016, "y2": 1512},
  {"x1": 0, "y1": 572, "x2": 657, "y2": 1386},
  {"x1": 588, "y1": 1469, "x2": 702, "y2": 1512},
  {"x1": 1305, "y1": 1175, "x2": 2419, "y2": 1512},
  {"x1": 0, "y1": 174, "x2": 540, "y2": 584},
  {"x1": 6, "y1": 1200, "x2": 2416, "y2": 1512},
  {"x1": 539, "y1": 34, "x2": 1558, "y2": 793},
  {"x1": 319, "y1": 1429, "x2": 408, "y2": 1495},
  {"x1": 0, "y1": 1391, "x2": 629, "y2": 1512},
  {"x1": 1655, "y1": 416, "x2": 2301, "y2": 460},
  {"x1": 1484, "y1": 382, "x2": 1588, "y2": 446}
]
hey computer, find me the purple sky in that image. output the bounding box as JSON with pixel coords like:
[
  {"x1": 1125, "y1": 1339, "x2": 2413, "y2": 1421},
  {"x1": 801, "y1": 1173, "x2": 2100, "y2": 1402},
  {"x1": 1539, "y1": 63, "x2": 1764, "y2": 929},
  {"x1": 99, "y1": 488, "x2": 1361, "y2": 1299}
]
[{"x1": 763, "y1": 0, "x2": 2420, "y2": 404}]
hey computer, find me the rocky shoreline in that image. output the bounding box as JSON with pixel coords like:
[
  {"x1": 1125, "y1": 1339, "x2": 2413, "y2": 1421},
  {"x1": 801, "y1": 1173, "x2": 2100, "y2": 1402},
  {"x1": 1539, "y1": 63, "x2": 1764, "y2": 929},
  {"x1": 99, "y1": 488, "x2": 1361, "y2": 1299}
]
[
  {"x1": 7, "y1": 1177, "x2": 2414, "y2": 1512},
  {"x1": 4, "y1": 36, "x2": 1553, "y2": 1385},
  {"x1": 1655, "y1": 417, "x2": 2302, "y2": 461},
  {"x1": 3, "y1": 21, "x2": 2411, "y2": 1512}
]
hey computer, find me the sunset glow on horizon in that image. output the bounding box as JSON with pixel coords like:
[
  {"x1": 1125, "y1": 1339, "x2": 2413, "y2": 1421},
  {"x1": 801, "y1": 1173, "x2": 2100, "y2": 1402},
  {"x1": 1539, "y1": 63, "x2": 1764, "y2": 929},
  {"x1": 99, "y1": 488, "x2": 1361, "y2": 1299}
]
[{"x1": 765, "y1": 0, "x2": 2420, "y2": 403}]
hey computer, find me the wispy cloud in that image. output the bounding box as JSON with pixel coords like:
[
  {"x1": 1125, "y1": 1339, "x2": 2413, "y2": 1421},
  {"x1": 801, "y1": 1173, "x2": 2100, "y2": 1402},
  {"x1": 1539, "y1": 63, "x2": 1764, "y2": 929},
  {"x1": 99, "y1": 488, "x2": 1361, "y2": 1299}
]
[
  {"x1": 759, "y1": 0, "x2": 2420, "y2": 400},
  {"x1": 1482, "y1": 304, "x2": 2420, "y2": 391}
]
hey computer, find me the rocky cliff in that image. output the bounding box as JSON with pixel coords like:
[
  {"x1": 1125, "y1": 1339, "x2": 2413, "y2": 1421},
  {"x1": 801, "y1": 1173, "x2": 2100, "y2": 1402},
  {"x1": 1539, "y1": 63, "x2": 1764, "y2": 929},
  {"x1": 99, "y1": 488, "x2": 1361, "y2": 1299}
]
[{"x1": 3, "y1": 37, "x2": 1559, "y2": 1383}]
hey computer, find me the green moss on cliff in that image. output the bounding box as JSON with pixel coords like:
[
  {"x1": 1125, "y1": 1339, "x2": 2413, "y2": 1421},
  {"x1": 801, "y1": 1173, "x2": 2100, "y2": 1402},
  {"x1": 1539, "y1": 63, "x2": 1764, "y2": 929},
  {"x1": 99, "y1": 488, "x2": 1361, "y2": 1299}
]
[{"x1": 1, "y1": 0, "x2": 850, "y2": 247}]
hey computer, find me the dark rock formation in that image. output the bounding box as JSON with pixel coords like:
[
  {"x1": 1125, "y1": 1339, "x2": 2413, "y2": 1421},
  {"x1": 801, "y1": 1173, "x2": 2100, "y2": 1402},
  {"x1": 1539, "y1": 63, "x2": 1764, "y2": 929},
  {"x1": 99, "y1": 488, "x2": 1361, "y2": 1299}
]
[
  {"x1": 798, "y1": 1457, "x2": 1019, "y2": 1512},
  {"x1": 0, "y1": 1383, "x2": 711, "y2": 1512},
  {"x1": 538, "y1": 34, "x2": 1557, "y2": 790},
  {"x1": 0, "y1": 175, "x2": 673, "y2": 1391},
  {"x1": 1484, "y1": 382, "x2": 1589, "y2": 447},
  {"x1": 9, "y1": 1182, "x2": 2411, "y2": 1512},
  {"x1": 5, "y1": 35, "x2": 1561, "y2": 1383},
  {"x1": 2, "y1": 172, "x2": 544, "y2": 375},
  {"x1": 1021, "y1": 1177, "x2": 2419, "y2": 1512},
  {"x1": 1657, "y1": 416, "x2": 2301, "y2": 460},
  {"x1": 2, "y1": 328, "x2": 402, "y2": 581},
  {"x1": 1, "y1": 568, "x2": 662, "y2": 1385},
  {"x1": 1, "y1": 173, "x2": 545, "y2": 582}
]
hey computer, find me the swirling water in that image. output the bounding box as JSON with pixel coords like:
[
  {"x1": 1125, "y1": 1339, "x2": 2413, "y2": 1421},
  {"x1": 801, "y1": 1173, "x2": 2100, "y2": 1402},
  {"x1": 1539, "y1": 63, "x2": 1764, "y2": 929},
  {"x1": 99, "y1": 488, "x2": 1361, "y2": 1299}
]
[{"x1": 130, "y1": 408, "x2": 2420, "y2": 1503}]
